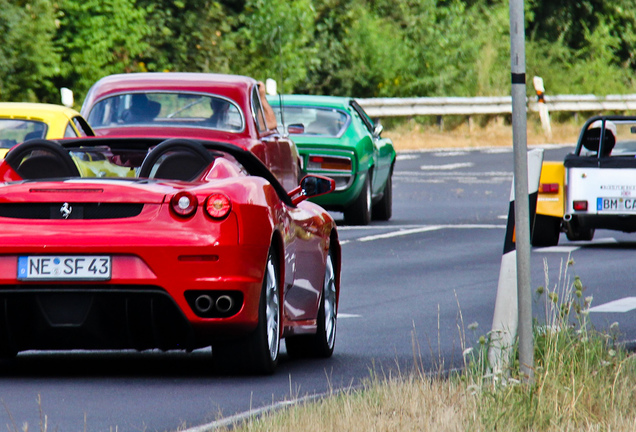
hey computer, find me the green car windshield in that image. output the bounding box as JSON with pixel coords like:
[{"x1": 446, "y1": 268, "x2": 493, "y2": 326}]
[{"x1": 273, "y1": 106, "x2": 348, "y2": 136}]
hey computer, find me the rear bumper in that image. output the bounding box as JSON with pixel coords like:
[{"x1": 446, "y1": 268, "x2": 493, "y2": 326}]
[
  {"x1": 0, "y1": 243, "x2": 270, "y2": 352},
  {"x1": 308, "y1": 171, "x2": 367, "y2": 211},
  {"x1": 567, "y1": 214, "x2": 636, "y2": 233}
]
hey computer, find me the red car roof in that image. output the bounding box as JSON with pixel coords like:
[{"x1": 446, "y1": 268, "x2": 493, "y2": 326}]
[{"x1": 81, "y1": 72, "x2": 257, "y2": 117}]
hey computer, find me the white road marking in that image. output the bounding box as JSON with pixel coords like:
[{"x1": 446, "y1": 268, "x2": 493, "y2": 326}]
[
  {"x1": 534, "y1": 246, "x2": 580, "y2": 253},
  {"x1": 589, "y1": 297, "x2": 636, "y2": 313},
  {"x1": 337, "y1": 313, "x2": 361, "y2": 319},
  {"x1": 338, "y1": 224, "x2": 433, "y2": 231},
  {"x1": 433, "y1": 151, "x2": 468, "y2": 157},
  {"x1": 340, "y1": 224, "x2": 504, "y2": 245},
  {"x1": 483, "y1": 148, "x2": 513, "y2": 154},
  {"x1": 395, "y1": 170, "x2": 511, "y2": 177},
  {"x1": 420, "y1": 162, "x2": 474, "y2": 170},
  {"x1": 534, "y1": 237, "x2": 618, "y2": 252},
  {"x1": 396, "y1": 154, "x2": 420, "y2": 161}
]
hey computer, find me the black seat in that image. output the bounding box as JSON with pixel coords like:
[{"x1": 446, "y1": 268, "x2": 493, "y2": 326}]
[
  {"x1": 138, "y1": 138, "x2": 214, "y2": 181},
  {"x1": 5, "y1": 139, "x2": 80, "y2": 180},
  {"x1": 582, "y1": 127, "x2": 615, "y2": 156},
  {"x1": 23, "y1": 130, "x2": 45, "y2": 142},
  {"x1": 121, "y1": 94, "x2": 161, "y2": 124},
  {"x1": 153, "y1": 152, "x2": 210, "y2": 181}
]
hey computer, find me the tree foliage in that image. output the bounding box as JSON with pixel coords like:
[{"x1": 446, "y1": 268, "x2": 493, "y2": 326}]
[
  {"x1": 0, "y1": 0, "x2": 59, "y2": 102},
  {"x1": 1, "y1": 0, "x2": 636, "y2": 104},
  {"x1": 53, "y1": 0, "x2": 150, "y2": 102}
]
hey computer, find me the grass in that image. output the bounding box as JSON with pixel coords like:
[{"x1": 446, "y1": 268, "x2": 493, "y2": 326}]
[
  {"x1": 215, "y1": 257, "x2": 636, "y2": 432},
  {"x1": 384, "y1": 115, "x2": 581, "y2": 151}
]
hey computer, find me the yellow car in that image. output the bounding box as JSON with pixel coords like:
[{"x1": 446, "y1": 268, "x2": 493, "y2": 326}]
[
  {"x1": 0, "y1": 103, "x2": 95, "y2": 157},
  {"x1": 533, "y1": 161, "x2": 566, "y2": 246}
]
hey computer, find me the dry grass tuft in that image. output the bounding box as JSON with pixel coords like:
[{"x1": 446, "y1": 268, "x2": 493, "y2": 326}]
[
  {"x1": 224, "y1": 372, "x2": 471, "y2": 432},
  {"x1": 384, "y1": 118, "x2": 581, "y2": 151},
  {"x1": 218, "y1": 258, "x2": 636, "y2": 432}
]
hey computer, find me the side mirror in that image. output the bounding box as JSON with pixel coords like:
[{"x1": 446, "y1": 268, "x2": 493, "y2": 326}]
[
  {"x1": 373, "y1": 123, "x2": 383, "y2": 138},
  {"x1": 289, "y1": 174, "x2": 335, "y2": 205},
  {"x1": 287, "y1": 123, "x2": 305, "y2": 134}
]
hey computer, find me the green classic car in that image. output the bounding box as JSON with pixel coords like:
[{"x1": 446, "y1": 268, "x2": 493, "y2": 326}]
[{"x1": 268, "y1": 95, "x2": 396, "y2": 225}]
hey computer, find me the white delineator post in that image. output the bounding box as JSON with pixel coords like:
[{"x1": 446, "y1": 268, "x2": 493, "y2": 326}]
[
  {"x1": 489, "y1": 149, "x2": 543, "y2": 373},
  {"x1": 533, "y1": 76, "x2": 552, "y2": 139}
]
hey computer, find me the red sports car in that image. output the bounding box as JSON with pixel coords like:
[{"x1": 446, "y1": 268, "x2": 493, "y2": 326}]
[
  {"x1": 0, "y1": 136, "x2": 340, "y2": 374},
  {"x1": 80, "y1": 72, "x2": 301, "y2": 192}
]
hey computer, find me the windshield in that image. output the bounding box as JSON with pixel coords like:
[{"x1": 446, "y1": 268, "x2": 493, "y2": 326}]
[
  {"x1": 0, "y1": 120, "x2": 47, "y2": 148},
  {"x1": 272, "y1": 106, "x2": 348, "y2": 136},
  {"x1": 579, "y1": 119, "x2": 636, "y2": 157},
  {"x1": 87, "y1": 93, "x2": 244, "y2": 132}
]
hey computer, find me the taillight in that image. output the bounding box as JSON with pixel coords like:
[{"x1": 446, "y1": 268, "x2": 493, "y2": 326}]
[
  {"x1": 307, "y1": 155, "x2": 352, "y2": 172},
  {"x1": 539, "y1": 183, "x2": 559, "y2": 193},
  {"x1": 170, "y1": 191, "x2": 198, "y2": 217},
  {"x1": 573, "y1": 200, "x2": 588, "y2": 211},
  {"x1": 205, "y1": 193, "x2": 231, "y2": 219}
]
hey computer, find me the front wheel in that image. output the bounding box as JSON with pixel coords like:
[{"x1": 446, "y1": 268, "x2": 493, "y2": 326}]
[
  {"x1": 286, "y1": 249, "x2": 337, "y2": 358},
  {"x1": 344, "y1": 173, "x2": 371, "y2": 225},
  {"x1": 214, "y1": 247, "x2": 280, "y2": 374}
]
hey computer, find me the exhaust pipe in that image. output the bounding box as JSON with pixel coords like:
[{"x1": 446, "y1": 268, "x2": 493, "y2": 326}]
[
  {"x1": 194, "y1": 294, "x2": 213, "y2": 314},
  {"x1": 563, "y1": 214, "x2": 572, "y2": 222},
  {"x1": 215, "y1": 295, "x2": 234, "y2": 313}
]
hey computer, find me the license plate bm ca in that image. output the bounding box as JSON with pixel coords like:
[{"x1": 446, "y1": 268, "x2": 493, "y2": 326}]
[
  {"x1": 597, "y1": 197, "x2": 636, "y2": 212},
  {"x1": 17, "y1": 256, "x2": 112, "y2": 280}
]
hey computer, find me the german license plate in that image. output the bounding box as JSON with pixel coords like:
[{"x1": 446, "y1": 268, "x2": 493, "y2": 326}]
[
  {"x1": 597, "y1": 197, "x2": 636, "y2": 212},
  {"x1": 17, "y1": 256, "x2": 112, "y2": 280}
]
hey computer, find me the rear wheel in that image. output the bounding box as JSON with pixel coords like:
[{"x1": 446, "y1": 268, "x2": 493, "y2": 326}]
[
  {"x1": 213, "y1": 247, "x2": 280, "y2": 374},
  {"x1": 531, "y1": 214, "x2": 561, "y2": 247},
  {"x1": 372, "y1": 173, "x2": 392, "y2": 221},
  {"x1": 565, "y1": 221, "x2": 595, "y2": 242},
  {"x1": 286, "y1": 249, "x2": 337, "y2": 358},
  {"x1": 344, "y1": 173, "x2": 371, "y2": 225}
]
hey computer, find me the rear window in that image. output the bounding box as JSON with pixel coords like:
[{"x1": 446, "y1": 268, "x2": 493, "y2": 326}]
[
  {"x1": 87, "y1": 92, "x2": 244, "y2": 132},
  {"x1": 0, "y1": 119, "x2": 47, "y2": 148},
  {"x1": 272, "y1": 106, "x2": 348, "y2": 136}
]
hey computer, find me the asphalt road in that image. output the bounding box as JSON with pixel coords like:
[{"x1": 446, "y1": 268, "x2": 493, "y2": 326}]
[{"x1": 3, "y1": 143, "x2": 636, "y2": 432}]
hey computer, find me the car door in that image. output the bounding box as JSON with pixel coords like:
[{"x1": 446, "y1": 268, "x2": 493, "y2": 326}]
[
  {"x1": 252, "y1": 87, "x2": 299, "y2": 192},
  {"x1": 350, "y1": 100, "x2": 392, "y2": 195},
  {"x1": 281, "y1": 204, "x2": 327, "y2": 322}
]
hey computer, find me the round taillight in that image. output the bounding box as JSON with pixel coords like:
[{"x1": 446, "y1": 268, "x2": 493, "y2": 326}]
[
  {"x1": 205, "y1": 193, "x2": 231, "y2": 219},
  {"x1": 170, "y1": 191, "x2": 198, "y2": 217}
]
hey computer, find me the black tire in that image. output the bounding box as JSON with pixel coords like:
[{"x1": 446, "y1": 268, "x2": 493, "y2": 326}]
[
  {"x1": 531, "y1": 214, "x2": 561, "y2": 247},
  {"x1": 286, "y1": 249, "x2": 337, "y2": 358},
  {"x1": 213, "y1": 247, "x2": 280, "y2": 374},
  {"x1": 372, "y1": 173, "x2": 392, "y2": 221},
  {"x1": 344, "y1": 173, "x2": 371, "y2": 225},
  {"x1": 565, "y1": 222, "x2": 595, "y2": 242}
]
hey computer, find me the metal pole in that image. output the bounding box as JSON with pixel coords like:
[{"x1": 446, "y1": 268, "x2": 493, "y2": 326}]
[{"x1": 509, "y1": 0, "x2": 534, "y2": 382}]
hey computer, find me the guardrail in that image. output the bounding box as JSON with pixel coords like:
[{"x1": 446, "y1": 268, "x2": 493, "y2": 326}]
[{"x1": 356, "y1": 94, "x2": 636, "y2": 117}]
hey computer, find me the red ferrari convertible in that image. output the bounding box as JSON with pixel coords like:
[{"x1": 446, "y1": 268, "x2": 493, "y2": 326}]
[
  {"x1": 80, "y1": 72, "x2": 301, "y2": 192},
  {"x1": 0, "y1": 137, "x2": 340, "y2": 374}
]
